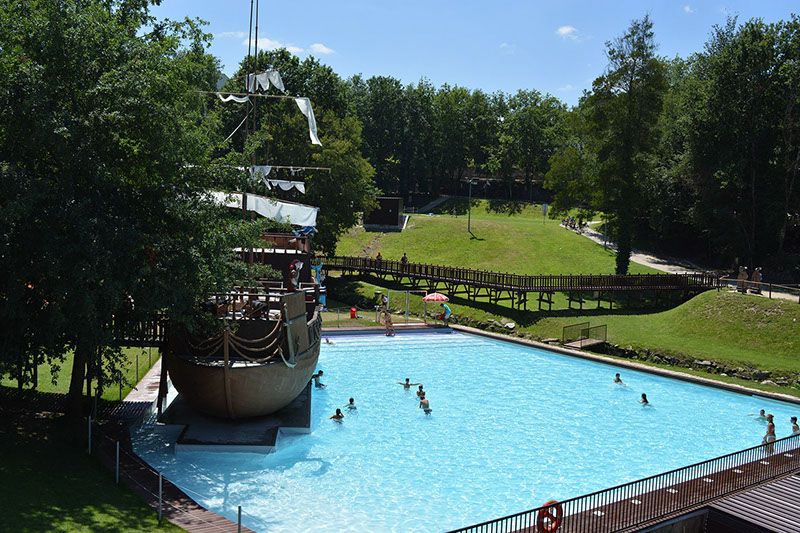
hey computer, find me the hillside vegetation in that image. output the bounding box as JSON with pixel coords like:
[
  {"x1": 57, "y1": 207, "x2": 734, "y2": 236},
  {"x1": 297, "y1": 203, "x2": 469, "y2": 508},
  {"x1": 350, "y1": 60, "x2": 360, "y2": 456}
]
[{"x1": 337, "y1": 200, "x2": 656, "y2": 275}]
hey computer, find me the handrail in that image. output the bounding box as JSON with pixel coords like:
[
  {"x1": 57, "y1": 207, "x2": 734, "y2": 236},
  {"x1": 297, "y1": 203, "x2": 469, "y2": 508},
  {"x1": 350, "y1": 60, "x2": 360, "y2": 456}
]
[
  {"x1": 323, "y1": 256, "x2": 719, "y2": 293},
  {"x1": 718, "y1": 276, "x2": 800, "y2": 303},
  {"x1": 449, "y1": 433, "x2": 800, "y2": 532}
]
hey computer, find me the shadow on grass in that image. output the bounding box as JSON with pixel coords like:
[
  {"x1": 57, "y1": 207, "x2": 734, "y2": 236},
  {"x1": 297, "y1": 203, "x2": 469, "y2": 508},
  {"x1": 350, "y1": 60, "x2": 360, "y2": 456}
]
[
  {"x1": 431, "y1": 197, "x2": 480, "y2": 216},
  {"x1": 0, "y1": 387, "x2": 170, "y2": 532},
  {"x1": 486, "y1": 199, "x2": 525, "y2": 216},
  {"x1": 327, "y1": 275, "x2": 684, "y2": 330}
]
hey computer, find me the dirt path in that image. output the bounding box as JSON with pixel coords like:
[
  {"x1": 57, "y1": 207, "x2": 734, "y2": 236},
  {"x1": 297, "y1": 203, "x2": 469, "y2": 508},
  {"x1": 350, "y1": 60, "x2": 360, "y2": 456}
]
[{"x1": 575, "y1": 223, "x2": 800, "y2": 303}]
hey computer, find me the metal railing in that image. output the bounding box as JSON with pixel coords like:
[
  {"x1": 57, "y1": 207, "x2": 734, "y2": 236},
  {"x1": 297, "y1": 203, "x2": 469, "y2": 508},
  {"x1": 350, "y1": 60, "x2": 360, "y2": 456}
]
[
  {"x1": 324, "y1": 256, "x2": 719, "y2": 293},
  {"x1": 449, "y1": 434, "x2": 800, "y2": 533}
]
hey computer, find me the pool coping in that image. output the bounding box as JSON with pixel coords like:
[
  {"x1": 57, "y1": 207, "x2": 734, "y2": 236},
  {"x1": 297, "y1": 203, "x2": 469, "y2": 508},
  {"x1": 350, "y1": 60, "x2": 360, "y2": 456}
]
[
  {"x1": 323, "y1": 323, "x2": 800, "y2": 404},
  {"x1": 448, "y1": 324, "x2": 800, "y2": 407}
]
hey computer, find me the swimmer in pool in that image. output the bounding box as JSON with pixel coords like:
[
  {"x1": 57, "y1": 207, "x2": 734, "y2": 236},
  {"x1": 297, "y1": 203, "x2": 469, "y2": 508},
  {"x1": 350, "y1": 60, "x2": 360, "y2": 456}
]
[
  {"x1": 639, "y1": 393, "x2": 649, "y2": 406},
  {"x1": 398, "y1": 378, "x2": 421, "y2": 389},
  {"x1": 792, "y1": 416, "x2": 799, "y2": 435},
  {"x1": 416, "y1": 384, "x2": 425, "y2": 398},
  {"x1": 311, "y1": 370, "x2": 326, "y2": 389},
  {"x1": 344, "y1": 397, "x2": 357, "y2": 411},
  {"x1": 419, "y1": 392, "x2": 432, "y2": 415},
  {"x1": 324, "y1": 337, "x2": 334, "y2": 345},
  {"x1": 756, "y1": 409, "x2": 768, "y2": 421},
  {"x1": 613, "y1": 373, "x2": 624, "y2": 384},
  {"x1": 330, "y1": 408, "x2": 344, "y2": 422}
]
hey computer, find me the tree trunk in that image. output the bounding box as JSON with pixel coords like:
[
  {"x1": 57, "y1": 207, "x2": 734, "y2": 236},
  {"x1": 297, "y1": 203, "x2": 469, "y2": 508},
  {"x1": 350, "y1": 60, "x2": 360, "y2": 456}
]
[
  {"x1": 67, "y1": 344, "x2": 89, "y2": 415},
  {"x1": 616, "y1": 214, "x2": 633, "y2": 275}
]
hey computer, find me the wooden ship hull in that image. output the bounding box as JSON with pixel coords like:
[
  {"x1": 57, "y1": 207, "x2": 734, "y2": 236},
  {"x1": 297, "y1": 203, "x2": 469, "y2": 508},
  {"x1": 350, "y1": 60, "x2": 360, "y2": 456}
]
[{"x1": 164, "y1": 292, "x2": 322, "y2": 419}]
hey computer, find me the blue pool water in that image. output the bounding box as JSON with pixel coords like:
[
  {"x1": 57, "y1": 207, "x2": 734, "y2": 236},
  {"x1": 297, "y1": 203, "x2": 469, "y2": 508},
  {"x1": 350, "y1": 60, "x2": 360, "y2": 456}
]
[{"x1": 132, "y1": 331, "x2": 800, "y2": 532}]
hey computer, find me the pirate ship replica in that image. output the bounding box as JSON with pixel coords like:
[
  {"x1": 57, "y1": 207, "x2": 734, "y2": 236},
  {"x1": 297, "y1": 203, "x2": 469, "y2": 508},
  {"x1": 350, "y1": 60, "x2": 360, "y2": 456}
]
[{"x1": 159, "y1": 0, "x2": 328, "y2": 422}]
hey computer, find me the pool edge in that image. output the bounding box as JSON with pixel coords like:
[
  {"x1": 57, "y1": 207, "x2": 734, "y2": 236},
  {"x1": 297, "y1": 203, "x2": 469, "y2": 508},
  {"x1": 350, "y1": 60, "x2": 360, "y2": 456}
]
[{"x1": 449, "y1": 324, "x2": 800, "y2": 406}]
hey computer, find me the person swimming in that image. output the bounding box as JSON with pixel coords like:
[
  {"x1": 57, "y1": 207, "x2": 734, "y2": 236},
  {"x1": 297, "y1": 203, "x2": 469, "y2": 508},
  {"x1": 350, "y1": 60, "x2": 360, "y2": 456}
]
[
  {"x1": 416, "y1": 384, "x2": 425, "y2": 398},
  {"x1": 613, "y1": 373, "x2": 624, "y2": 384},
  {"x1": 311, "y1": 370, "x2": 326, "y2": 389},
  {"x1": 792, "y1": 416, "x2": 799, "y2": 435},
  {"x1": 345, "y1": 397, "x2": 357, "y2": 411},
  {"x1": 330, "y1": 408, "x2": 344, "y2": 422},
  {"x1": 756, "y1": 409, "x2": 768, "y2": 421},
  {"x1": 639, "y1": 393, "x2": 649, "y2": 406},
  {"x1": 324, "y1": 337, "x2": 334, "y2": 345},
  {"x1": 398, "y1": 378, "x2": 421, "y2": 389},
  {"x1": 419, "y1": 392, "x2": 432, "y2": 415}
]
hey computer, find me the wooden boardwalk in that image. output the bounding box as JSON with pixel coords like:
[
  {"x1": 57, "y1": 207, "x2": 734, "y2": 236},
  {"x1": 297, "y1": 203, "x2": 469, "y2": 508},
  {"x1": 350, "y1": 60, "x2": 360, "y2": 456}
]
[
  {"x1": 711, "y1": 473, "x2": 800, "y2": 532},
  {"x1": 97, "y1": 358, "x2": 255, "y2": 533},
  {"x1": 323, "y1": 256, "x2": 718, "y2": 309}
]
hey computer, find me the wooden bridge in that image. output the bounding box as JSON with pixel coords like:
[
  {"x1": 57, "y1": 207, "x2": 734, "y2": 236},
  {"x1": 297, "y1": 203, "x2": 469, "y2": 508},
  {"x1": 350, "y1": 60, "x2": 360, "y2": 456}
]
[{"x1": 323, "y1": 256, "x2": 719, "y2": 310}]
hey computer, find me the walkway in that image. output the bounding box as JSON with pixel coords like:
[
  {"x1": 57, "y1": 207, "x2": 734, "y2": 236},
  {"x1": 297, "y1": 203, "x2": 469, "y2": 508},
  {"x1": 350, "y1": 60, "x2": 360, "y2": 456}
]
[
  {"x1": 577, "y1": 222, "x2": 799, "y2": 303},
  {"x1": 324, "y1": 255, "x2": 718, "y2": 310},
  {"x1": 98, "y1": 358, "x2": 254, "y2": 533},
  {"x1": 711, "y1": 473, "x2": 800, "y2": 532}
]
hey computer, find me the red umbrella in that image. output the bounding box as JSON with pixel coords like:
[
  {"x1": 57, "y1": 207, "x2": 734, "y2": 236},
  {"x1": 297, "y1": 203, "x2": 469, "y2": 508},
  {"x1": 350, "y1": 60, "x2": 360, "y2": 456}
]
[{"x1": 422, "y1": 292, "x2": 449, "y2": 302}]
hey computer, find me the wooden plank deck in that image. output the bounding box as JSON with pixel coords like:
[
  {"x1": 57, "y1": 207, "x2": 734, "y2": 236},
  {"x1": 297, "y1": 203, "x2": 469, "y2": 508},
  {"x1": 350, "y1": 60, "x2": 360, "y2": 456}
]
[
  {"x1": 564, "y1": 338, "x2": 606, "y2": 349},
  {"x1": 524, "y1": 451, "x2": 800, "y2": 533},
  {"x1": 711, "y1": 473, "x2": 800, "y2": 532},
  {"x1": 98, "y1": 358, "x2": 256, "y2": 533}
]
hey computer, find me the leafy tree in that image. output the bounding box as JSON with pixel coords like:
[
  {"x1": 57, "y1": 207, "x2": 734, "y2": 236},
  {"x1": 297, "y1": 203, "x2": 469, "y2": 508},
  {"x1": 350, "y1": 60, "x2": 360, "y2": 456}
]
[
  {"x1": 586, "y1": 15, "x2": 667, "y2": 273},
  {"x1": 0, "y1": 0, "x2": 261, "y2": 412}
]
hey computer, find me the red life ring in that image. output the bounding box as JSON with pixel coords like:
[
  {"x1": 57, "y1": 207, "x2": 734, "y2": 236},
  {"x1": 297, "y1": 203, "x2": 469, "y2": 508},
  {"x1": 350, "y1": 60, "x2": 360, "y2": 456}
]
[{"x1": 536, "y1": 500, "x2": 563, "y2": 532}]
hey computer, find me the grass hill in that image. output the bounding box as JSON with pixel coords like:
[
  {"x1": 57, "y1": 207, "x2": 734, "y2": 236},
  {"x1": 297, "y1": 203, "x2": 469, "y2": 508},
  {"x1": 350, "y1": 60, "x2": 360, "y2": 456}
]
[{"x1": 337, "y1": 200, "x2": 657, "y2": 275}]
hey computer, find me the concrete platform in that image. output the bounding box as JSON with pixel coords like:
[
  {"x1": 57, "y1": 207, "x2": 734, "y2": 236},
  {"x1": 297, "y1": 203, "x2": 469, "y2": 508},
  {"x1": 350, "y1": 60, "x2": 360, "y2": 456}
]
[{"x1": 159, "y1": 382, "x2": 312, "y2": 453}]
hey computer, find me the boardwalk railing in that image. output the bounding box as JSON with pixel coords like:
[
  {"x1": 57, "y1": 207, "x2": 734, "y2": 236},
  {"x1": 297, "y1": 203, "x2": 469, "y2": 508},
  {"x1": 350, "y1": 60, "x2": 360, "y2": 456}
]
[
  {"x1": 719, "y1": 276, "x2": 800, "y2": 303},
  {"x1": 323, "y1": 256, "x2": 718, "y2": 293},
  {"x1": 449, "y1": 434, "x2": 800, "y2": 533}
]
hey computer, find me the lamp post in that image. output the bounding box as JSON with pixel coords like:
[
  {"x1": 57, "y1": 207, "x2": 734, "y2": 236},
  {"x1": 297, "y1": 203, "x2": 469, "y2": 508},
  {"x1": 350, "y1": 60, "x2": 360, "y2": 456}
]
[{"x1": 467, "y1": 179, "x2": 476, "y2": 234}]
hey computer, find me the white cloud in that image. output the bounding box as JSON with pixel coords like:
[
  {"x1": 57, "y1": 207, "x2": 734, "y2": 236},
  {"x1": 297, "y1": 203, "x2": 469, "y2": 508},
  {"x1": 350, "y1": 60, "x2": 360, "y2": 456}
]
[
  {"x1": 243, "y1": 37, "x2": 303, "y2": 54},
  {"x1": 683, "y1": 5, "x2": 696, "y2": 14},
  {"x1": 556, "y1": 25, "x2": 579, "y2": 40},
  {"x1": 217, "y1": 31, "x2": 246, "y2": 39},
  {"x1": 499, "y1": 42, "x2": 516, "y2": 54},
  {"x1": 557, "y1": 84, "x2": 577, "y2": 92},
  {"x1": 309, "y1": 43, "x2": 335, "y2": 55}
]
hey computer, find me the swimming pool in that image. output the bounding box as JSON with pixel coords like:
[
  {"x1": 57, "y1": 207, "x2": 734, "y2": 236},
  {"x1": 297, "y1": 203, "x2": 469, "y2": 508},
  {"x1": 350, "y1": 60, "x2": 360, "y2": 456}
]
[{"x1": 132, "y1": 331, "x2": 800, "y2": 532}]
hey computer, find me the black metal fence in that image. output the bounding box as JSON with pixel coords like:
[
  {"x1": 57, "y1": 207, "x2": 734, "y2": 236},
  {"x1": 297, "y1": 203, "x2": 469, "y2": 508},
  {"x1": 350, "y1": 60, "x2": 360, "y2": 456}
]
[{"x1": 448, "y1": 434, "x2": 800, "y2": 532}]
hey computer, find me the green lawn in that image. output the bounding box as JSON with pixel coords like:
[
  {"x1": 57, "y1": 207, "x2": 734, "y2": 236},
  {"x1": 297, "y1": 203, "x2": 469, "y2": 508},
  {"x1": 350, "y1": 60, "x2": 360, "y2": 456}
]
[
  {"x1": 337, "y1": 200, "x2": 656, "y2": 275},
  {"x1": 332, "y1": 279, "x2": 800, "y2": 376},
  {"x1": 2, "y1": 347, "x2": 159, "y2": 401},
  {"x1": 0, "y1": 409, "x2": 180, "y2": 532}
]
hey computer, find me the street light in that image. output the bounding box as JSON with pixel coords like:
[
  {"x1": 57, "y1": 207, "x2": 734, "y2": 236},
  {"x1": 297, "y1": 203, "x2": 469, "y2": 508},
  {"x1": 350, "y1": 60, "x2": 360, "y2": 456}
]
[{"x1": 467, "y1": 179, "x2": 477, "y2": 235}]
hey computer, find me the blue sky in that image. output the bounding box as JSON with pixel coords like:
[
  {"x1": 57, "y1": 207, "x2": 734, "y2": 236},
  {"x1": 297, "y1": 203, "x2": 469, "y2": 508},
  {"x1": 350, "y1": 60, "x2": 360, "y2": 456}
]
[{"x1": 153, "y1": 1, "x2": 798, "y2": 106}]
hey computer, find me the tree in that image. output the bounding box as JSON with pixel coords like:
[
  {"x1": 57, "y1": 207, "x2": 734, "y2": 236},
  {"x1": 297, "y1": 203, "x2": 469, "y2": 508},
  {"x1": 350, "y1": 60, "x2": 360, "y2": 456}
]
[
  {"x1": 0, "y1": 0, "x2": 259, "y2": 413},
  {"x1": 587, "y1": 15, "x2": 667, "y2": 273}
]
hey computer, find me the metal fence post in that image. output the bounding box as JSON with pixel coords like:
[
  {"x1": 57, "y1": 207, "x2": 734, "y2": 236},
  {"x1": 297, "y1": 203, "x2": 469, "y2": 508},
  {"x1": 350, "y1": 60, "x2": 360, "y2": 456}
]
[
  {"x1": 115, "y1": 441, "x2": 120, "y2": 484},
  {"x1": 238, "y1": 506, "x2": 242, "y2": 533},
  {"x1": 158, "y1": 472, "x2": 163, "y2": 523},
  {"x1": 87, "y1": 416, "x2": 92, "y2": 455}
]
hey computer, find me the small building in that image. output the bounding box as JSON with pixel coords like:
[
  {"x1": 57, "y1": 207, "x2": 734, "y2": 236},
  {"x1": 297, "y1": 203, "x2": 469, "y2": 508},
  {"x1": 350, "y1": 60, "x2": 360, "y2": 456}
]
[{"x1": 364, "y1": 196, "x2": 405, "y2": 232}]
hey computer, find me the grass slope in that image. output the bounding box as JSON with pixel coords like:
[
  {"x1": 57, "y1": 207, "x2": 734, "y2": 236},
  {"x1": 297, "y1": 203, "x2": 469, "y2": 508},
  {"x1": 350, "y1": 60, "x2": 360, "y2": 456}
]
[
  {"x1": 337, "y1": 200, "x2": 656, "y2": 275},
  {"x1": 334, "y1": 279, "x2": 799, "y2": 375}
]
